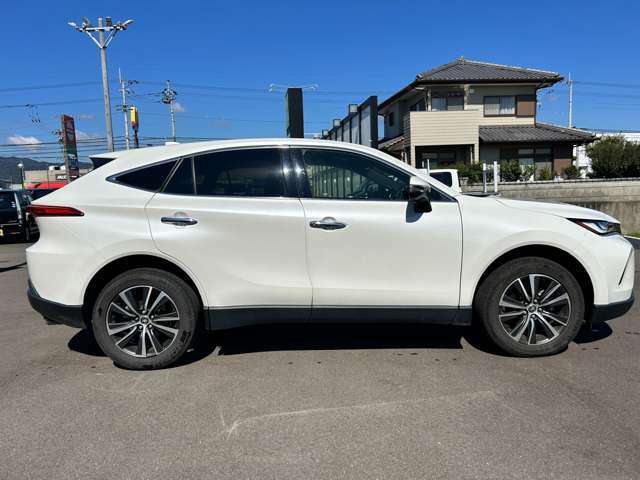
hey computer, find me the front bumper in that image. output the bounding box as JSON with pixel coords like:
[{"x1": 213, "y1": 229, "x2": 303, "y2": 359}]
[
  {"x1": 27, "y1": 281, "x2": 85, "y2": 328},
  {"x1": 590, "y1": 294, "x2": 634, "y2": 323}
]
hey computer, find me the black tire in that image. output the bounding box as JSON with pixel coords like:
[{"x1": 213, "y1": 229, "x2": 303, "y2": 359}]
[
  {"x1": 475, "y1": 256, "x2": 584, "y2": 357},
  {"x1": 92, "y1": 268, "x2": 200, "y2": 369}
]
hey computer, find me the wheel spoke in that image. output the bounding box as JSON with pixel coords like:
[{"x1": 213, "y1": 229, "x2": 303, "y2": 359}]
[
  {"x1": 139, "y1": 327, "x2": 147, "y2": 357},
  {"x1": 148, "y1": 292, "x2": 168, "y2": 315},
  {"x1": 516, "y1": 278, "x2": 530, "y2": 302},
  {"x1": 152, "y1": 316, "x2": 179, "y2": 323},
  {"x1": 541, "y1": 293, "x2": 569, "y2": 308},
  {"x1": 540, "y1": 311, "x2": 568, "y2": 326},
  {"x1": 500, "y1": 298, "x2": 526, "y2": 310},
  {"x1": 500, "y1": 310, "x2": 526, "y2": 319},
  {"x1": 529, "y1": 274, "x2": 538, "y2": 300},
  {"x1": 119, "y1": 291, "x2": 140, "y2": 315},
  {"x1": 107, "y1": 321, "x2": 138, "y2": 335},
  {"x1": 111, "y1": 303, "x2": 137, "y2": 318},
  {"x1": 526, "y1": 318, "x2": 536, "y2": 345},
  {"x1": 153, "y1": 323, "x2": 178, "y2": 336},
  {"x1": 535, "y1": 313, "x2": 558, "y2": 339},
  {"x1": 510, "y1": 316, "x2": 530, "y2": 342},
  {"x1": 148, "y1": 328, "x2": 162, "y2": 354},
  {"x1": 143, "y1": 286, "x2": 153, "y2": 312},
  {"x1": 115, "y1": 326, "x2": 138, "y2": 346},
  {"x1": 539, "y1": 281, "x2": 561, "y2": 304}
]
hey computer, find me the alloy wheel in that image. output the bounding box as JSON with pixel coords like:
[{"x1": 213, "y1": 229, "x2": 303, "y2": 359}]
[
  {"x1": 106, "y1": 285, "x2": 180, "y2": 358},
  {"x1": 498, "y1": 274, "x2": 572, "y2": 346}
]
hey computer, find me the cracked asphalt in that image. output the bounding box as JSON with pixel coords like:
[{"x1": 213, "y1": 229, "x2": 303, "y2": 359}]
[{"x1": 0, "y1": 240, "x2": 639, "y2": 479}]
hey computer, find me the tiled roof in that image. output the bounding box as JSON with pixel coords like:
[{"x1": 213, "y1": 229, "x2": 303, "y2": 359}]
[
  {"x1": 378, "y1": 134, "x2": 405, "y2": 151},
  {"x1": 479, "y1": 123, "x2": 596, "y2": 143},
  {"x1": 417, "y1": 58, "x2": 562, "y2": 82}
]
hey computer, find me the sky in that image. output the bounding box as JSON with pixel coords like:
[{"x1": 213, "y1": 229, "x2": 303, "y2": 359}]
[{"x1": 1, "y1": 0, "x2": 639, "y2": 162}]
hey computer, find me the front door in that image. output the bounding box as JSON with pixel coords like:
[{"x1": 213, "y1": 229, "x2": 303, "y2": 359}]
[
  {"x1": 146, "y1": 147, "x2": 311, "y2": 313},
  {"x1": 294, "y1": 147, "x2": 462, "y2": 315}
]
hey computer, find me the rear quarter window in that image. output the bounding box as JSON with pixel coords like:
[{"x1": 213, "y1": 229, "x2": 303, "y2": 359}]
[
  {"x1": 114, "y1": 161, "x2": 177, "y2": 191},
  {"x1": 0, "y1": 192, "x2": 15, "y2": 209}
]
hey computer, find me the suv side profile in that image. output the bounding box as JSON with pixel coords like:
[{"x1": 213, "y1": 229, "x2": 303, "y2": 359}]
[{"x1": 26, "y1": 139, "x2": 635, "y2": 369}]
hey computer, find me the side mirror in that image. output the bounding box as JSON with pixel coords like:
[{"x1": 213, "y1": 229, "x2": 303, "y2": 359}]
[{"x1": 408, "y1": 176, "x2": 432, "y2": 213}]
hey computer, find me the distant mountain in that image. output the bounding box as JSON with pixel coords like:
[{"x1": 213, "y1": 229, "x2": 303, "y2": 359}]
[{"x1": 0, "y1": 156, "x2": 92, "y2": 183}]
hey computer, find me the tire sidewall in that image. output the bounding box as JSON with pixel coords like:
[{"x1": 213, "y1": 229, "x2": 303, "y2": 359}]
[
  {"x1": 92, "y1": 268, "x2": 198, "y2": 369},
  {"x1": 478, "y1": 257, "x2": 585, "y2": 356}
]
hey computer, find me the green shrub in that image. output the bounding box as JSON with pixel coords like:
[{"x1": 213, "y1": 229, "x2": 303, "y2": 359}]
[
  {"x1": 455, "y1": 162, "x2": 483, "y2": 184},
  {"x1": 537, "y1": 167, "x2": 554, "y2": 181},
  {"x1": 563, "y1": 165, "x2": 580, "y2": 179},
  {"x1": 499, "y1": 160, "x2": 521, "y2": 182},
  {"x1": 587, "y1": 135, "x2": 640, "y2": 178}
]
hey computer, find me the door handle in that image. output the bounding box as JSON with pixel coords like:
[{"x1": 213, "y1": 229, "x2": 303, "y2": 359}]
[
  {"x1": 309, "y1": 217, "x2": 347, "y2": 230},
  {"x1": 161, "y1": 216, "x2": 198, "y2": 226}
]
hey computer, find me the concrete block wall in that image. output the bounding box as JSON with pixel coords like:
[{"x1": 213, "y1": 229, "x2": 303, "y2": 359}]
[{"x1": 462, "y1": 178, "x2": 640, "y2": 234}]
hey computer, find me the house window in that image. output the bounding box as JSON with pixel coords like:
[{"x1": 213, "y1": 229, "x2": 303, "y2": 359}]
[
  {"x1": 500, "y1": 146, "x2": 553, "y2": 179},
  {"x1": 484, "y1": 96, "x2": 516, "y2": 116},
  {"x1": 410, "y1": 99, "x2": 426, "y2": 112},
  {"x1": 431, "y1": 93, "x2": 464, "y2": 111},
  {"x1": 388, "y1": 112, "x2": 395, "y2": 127}
]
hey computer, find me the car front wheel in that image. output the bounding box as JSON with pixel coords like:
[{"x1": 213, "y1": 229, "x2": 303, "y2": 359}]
[
  {"x1": 475, "y1": 256, "x2": 585, "y2": 357},
  {"x1": 92, "y1": 268, "x2": 199, "y2": 369}
]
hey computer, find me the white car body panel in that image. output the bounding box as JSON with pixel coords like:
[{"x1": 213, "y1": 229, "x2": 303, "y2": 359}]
[
  {"x1": 26, "y1": 138, "x2": 634, "y2": 322},
  {"x1": 300, "y1": 199, "x2": 462, "y2": 306},
  {"x1": 146, "y1": 194, "x2": 311, "y2": 308}
]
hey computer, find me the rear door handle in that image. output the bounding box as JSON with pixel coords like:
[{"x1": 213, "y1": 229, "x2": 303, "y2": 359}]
[
  {"x1": 161, "y1": 216, "x2": 198, "y2": 226},
  {"x1": 309, "y1": 217, "x2": 347, "y2": 230}
]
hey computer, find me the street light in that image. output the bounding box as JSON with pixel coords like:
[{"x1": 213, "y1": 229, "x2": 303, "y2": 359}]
[
  {"x1": 68, "y1": 16, "x2": 134, "y2": 152},
  {"x1": 17, "y1": 163, "x2": 24, "y2": 189}
]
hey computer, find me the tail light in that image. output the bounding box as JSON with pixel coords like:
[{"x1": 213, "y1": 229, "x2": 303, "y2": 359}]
[{"x1": 26, "y1": 205, "x2": 84, "y2": 217}]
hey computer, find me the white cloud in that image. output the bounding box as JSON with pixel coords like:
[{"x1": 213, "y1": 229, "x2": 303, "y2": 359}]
[
  {"x1": 173, "y1": 101, "x2": 186, "y2": 113},
  {"x1": 6, "y1": 134, "x2": 42, "y2": 145},
  {"x1": 77, "y1": 113, "x2": 95, "y2": 120},
  {"x1": 75, "y1": 129, "x2": 100, "y2": 141}
]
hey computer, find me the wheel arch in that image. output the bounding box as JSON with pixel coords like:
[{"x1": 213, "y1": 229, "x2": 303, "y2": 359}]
[
  {"x1": 81, "y1": 254, "x2": 205, "y2": 327},
  {"x1": 472, "y1": 244, "x2": 595, "y2": 321}
]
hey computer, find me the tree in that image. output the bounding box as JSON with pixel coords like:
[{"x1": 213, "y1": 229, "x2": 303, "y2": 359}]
[{"x1": 586, "y1": 136, "x2": 640, "y2": 178}]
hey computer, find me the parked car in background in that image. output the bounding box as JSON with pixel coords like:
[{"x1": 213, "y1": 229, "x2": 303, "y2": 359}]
[
  {"x1": 26, "y1": 139, "x2": 634, "y2": 369},
  {"x1": 0, "y1": 190, "x2": 38, "y2": 242},
  {"x1": 419, "y1": 168, "x2": 461, "y2": 193},
  {"x1": 27, "y1": 188, "x2": 57, "y2": 201}
]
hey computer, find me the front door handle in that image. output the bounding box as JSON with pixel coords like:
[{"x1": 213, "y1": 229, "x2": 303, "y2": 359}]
[
  {"x1": 161, "y1": 216, "x2": 198, "y2": 226},
  {"x1": 309, "y1": 217, "x2": 347, "y2": 230}
]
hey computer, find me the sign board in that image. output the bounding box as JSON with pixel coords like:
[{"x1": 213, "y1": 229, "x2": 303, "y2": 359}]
[
  {"x1": 322, "y1": 96, "x2": 378, "y2": 149},
  {"x1": 61, "y1": 115, "x2": 80, "y2": 181}
]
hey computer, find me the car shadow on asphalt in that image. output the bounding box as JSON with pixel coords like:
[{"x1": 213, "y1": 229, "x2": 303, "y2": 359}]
[{"x1": 67, "y1": 320, "x2": 614, "y2": 368}]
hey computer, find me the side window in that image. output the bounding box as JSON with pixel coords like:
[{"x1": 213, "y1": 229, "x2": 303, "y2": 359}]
[
  {"x1": 115, "y1": 161, "x2": 176, "y2": 191},
  {"x1": 301, "y1": 149, "x2": 409, "y2": 201},
  {"x1": 163, "y1": 158, "x2": 194, "y2": 195},
  {"x1": 193, "y1": 148, "x2": 285, "y2": 197}
]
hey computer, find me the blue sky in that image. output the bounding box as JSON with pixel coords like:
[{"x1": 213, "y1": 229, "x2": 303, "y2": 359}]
[{"x1": 1, "y1": 0, "x2": 639, "y2": 160}]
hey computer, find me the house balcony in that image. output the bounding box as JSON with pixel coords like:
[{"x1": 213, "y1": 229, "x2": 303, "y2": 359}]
[{"x1": 401, "y1": 109, "x2": 483, "y2": 166}]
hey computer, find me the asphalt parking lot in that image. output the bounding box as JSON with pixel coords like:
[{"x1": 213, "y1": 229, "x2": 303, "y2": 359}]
[{"x1": 1, "y1": 241, "x2": 639, "y2": 480}]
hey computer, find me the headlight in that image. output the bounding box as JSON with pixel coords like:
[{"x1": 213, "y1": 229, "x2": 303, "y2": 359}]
[{"x1": 570, "y1": 218, "x2": 621, "y2": 236}]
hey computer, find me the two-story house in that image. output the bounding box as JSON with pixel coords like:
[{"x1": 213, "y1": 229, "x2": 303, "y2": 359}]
[{"x1": 377, "y1": 58, "x2": 594, "y2": 177}]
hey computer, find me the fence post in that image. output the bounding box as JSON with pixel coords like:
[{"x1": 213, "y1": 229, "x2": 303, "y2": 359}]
[{"x1": 493, "y1": 160, "x2": 499, "y2": 193}]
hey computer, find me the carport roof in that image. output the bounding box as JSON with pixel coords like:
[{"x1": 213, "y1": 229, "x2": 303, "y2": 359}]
[{"x1": 479, "y1": 123, "x2": 596, "y2": 144}]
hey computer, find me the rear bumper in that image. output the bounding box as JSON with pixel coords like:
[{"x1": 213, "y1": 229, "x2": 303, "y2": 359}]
[
  {"x1": 590, "y1": 294, "x2": 634, "y2": 323},
  {"x1": 0, "y1": 223, "x2": 23, "y2": 237},
  {"x1": 27, "y1": 281, "x2": 85, "y2": 328}
]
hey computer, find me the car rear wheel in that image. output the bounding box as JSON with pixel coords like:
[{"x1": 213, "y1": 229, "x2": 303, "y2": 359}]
[
  {"x1": 475, "y1": 256, "x2": 585, "y2": 357},
  {"x1": 92, "y1": 268, "x2": 199, "y2": 369}
]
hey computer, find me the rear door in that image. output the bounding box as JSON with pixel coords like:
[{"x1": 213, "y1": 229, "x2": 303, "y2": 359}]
[{"x1": 146, "y1": 147, "x2": 312, "y2": 312}]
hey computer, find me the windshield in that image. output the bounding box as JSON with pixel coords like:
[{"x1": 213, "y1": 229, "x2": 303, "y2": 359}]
[{"x1": 0, "y1": 192, "x2": 15, "y2": 209}]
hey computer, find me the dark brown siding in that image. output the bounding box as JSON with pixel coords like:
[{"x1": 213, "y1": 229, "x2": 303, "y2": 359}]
[
  {"x1": 516, "y1": 95, "x2": 536, "y2": 117},
  {"x1": 553, "y1": 144, "x2": 573, "y2": 174}
]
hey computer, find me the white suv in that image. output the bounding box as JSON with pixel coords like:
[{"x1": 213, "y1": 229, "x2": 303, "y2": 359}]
[{"x1": 26, "y1": 139, "x2": 635, "y2": 369}]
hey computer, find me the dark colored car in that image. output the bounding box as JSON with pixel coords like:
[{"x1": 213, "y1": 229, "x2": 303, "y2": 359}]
[
  {"x1": 0, "y1": 190, "x2": 38, "y2": 242},
  {"x1": 28, "y1": 188, "x2": 56, "y2": 201}
]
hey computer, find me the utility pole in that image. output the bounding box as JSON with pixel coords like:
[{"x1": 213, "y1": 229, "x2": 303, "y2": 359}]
[
  {"x1": 68, "y1": 16, "x2": 134, "y2": 152},
  {"x1": 568, "y1": 72, "x2": 573, "y2": 128},
  {"x1": 162, "y1": 81, "x2": 177, "y2": 142},
  {"x1": 118, "y1": 69, "x2": 130, "y2": 149}
]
